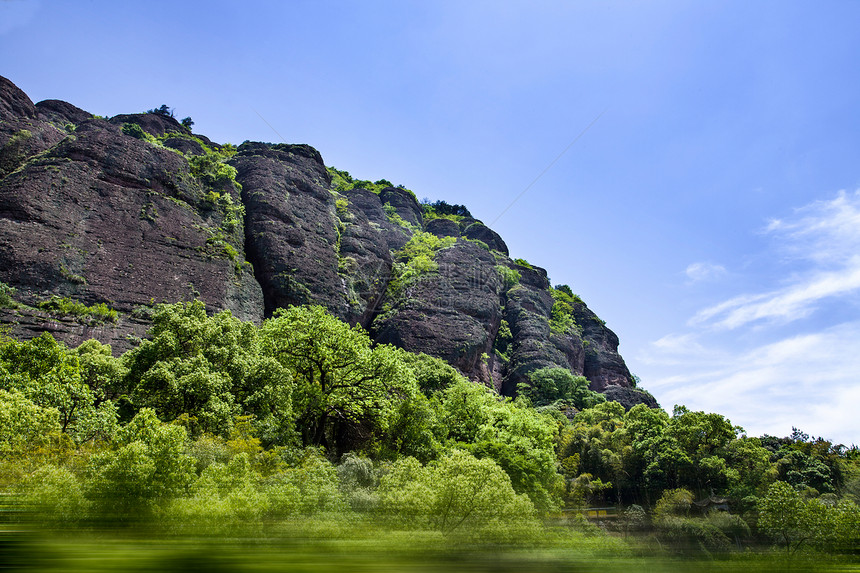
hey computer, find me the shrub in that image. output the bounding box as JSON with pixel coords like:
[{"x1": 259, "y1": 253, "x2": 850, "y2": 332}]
[
  {"x1": 18, "y1": 465, "x2": 89, "y2": 524},
  {"x1": 37, "y1": 296, "x2": 118, "y2": 324},
  {"x1": 87, "y1": 408, "x2": 195, "y2": 519},
  {"x1": 121, "y1": 122, "x2": 154, "y2": 143},
  {"x1": 420, "y1": 199, "x2": 472, "y2": 219},
  {"x1": 0, "y1": 389, "x2": 61, "y2": 452},
  {"x1": 549, "y1": 286, "x2": 581, "y2": 335},
  {"x1": 147, "y1": 104, "x2": 174, "y2": 118},
  {"x1": 189, "y1": 153, "x2": 239, "y2": 188},
  {"x1": 519, "y1": 367, "x2": 604, "y2": 409},
  {"x1": 386, "y1": 232, "x2": 457, "y2": 299},
  {"x1": 495, "y1": 265, "x2": 520, "y2": 290},
  {"x1": 0, "y1": 281, "x2": 15, "y2": 307},
  {"x1": 377, "y1": 450, "x2": 537, "y2": 538},
  {"x1": 513, "y1": 258, "x2": 533, "y2": 269}
]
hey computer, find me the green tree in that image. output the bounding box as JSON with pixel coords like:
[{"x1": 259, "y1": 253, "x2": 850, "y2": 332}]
[
  {"x1": 123, "y1": 301, "x2": 293, "y2": 441},
  {"x1": 441, "y1": 379, "x2": 562, "y2": 511},
  {"x1": 758, "y1": 480, "x2": 817, "y2": 552},
  {"x1": 264, "y1": 448, "x2": 344, "y2": 516},
  {"x1": 0, "y1": 333, "x2": 118, "y2": 442},
  {"x1": 378, "y1": 450, "x2": 537, "y2": 538},
  {"x1": 519, "y1": 367, "x2": 605, "y2": 409},
  {"x1": 87, "y1": 408, "x2": 195, "y2": 520},
  {"x1": 260, "y1": 305, "x2": 415, "y2": 452},
  {"x1": 147, "y1": 104, "x2": 173, "y2": 117},
  {"x1": 0, "y1": 389, "x2": 61, "y2": 452}
]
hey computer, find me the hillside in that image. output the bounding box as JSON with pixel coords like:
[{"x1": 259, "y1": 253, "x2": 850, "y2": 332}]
[{"x1": 0, "y1": 75, "x2": 653, "y2": 408}]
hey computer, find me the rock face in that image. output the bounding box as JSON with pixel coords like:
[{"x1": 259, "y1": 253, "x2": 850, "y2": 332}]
[
  {"x1": 0, "y1": 76, "x2": 645, "y2": 404},
  {"x1": 231, "y1": 142, "x2": 343, "y2": 317},
  {"x1": 373, "y1": 241, "x2": 503, "y2": 386},
  {"x1": 0, "y1": 78, "x2": 262, "y2": 352}
]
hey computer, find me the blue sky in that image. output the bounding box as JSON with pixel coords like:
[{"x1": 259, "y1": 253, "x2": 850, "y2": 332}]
[{"x1": 3, "y1": 0, "x2": 859, "y2": 445}]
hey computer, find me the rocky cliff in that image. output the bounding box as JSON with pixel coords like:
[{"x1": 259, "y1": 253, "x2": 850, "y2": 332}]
[{"x1": 0, "y1": 76, "x2": 652, "y2": 407}]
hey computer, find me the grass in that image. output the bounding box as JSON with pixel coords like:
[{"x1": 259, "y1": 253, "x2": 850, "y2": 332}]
[{"x1": 2, "y1": 526, "x2": 856, "y2": 573}]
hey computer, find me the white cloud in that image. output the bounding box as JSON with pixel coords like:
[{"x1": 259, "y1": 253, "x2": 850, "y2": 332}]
[
  {"x1": 644, "y1": 191, "x2": 860, "y2": 444},
  {"x1": 766, "y1": 189, "x2": 860, "y2": 265},
  {"x1": 693, "y1": 190, "x2": 860, "y2": 330},
  {"x1": 685, "y1": 261, "x2": 727, "y2": 283},
  {"x1": 646, "y1": 322, "x2": 860, "y2": 445},
  {"x1": 692, "y1": 261, "x2": 860, "y2": 329}
]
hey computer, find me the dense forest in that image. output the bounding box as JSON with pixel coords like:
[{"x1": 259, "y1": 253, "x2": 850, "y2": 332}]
[{"x1": 1, "y1": 301, "x2": 858, "y2": 570}]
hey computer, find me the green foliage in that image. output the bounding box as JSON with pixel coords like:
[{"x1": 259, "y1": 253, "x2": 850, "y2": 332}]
[
  {"x1": 756, "y1": 480, "x2": 859, "y2": 553},
  {"x1": 441, "y1": 380, "x2": 562, "y2": 511},
  {"x1": 761, "y1": 428, "x2": 850, "y2": 496},
  {"x1": 386, "y1": 231, "x2": 457, "y2": 300},
  {"x1": 0, "y1": 388, "x2": 61, "y2": 452},
  {"x1": 18, "y1": 465, "x2": 89, "y2": 524},
  {"x1": 378, "y1": 450, "x2": 538, "y2": 539},
  {"x1": 264, "y1": 448, "x2": 344, "y2": 516},
  {"x1": 513, "y1": 257, "x2": 533, "y2": 269},
  {"x1": 0, "y1": 333, "x2": 119, "y2": 442},
  {"x1": 567, "y1": 472, "x2": 613, "y2": 507},
  {"x1": 520, "y1": 367, "x2": 605, "y2": 409},
  {"x1": 549, "y1": 286, "x2": 580, "y2": 334},
  {"x1": 38, "y1": 295, "x2": 118, "y2": 324},
  {"x1": 146, "y1": 104, "x2": 174, "y2": 117},
  {"x1": 168, "y1": 452, "x2": 269, "y2": 527},
  {"x1": 383, "y1": 202, "x2": 416, "y2": 230},
  {"x1": 4, "y1": 298, "x2": 860, "y2": 556},
  {"x1": 420, "y1": 199, "x2": 472, "y2": 219},
  {"x1": 123, "y1": 301, "x2": 292, "y2": 441},
  {"x1": 653, "y1": 487, "x2": 694, "y2": 520},
  {"x1": 87, "y1": 408, "x2": 195, "y2": 519},
  {"x1": 180, "y1": 116, "x2": 194, "y2": 129},
  {"x1": 0, "y1": 129, "x2": 34, "y2": 177},
  {"x1": 336, "y1": 452, "x2": 379, "y2": 511},
  {"x1": 495, "y1": 265, "x2": 521, "y2": 290},
  {"x1": 188, "y1": 153, "x2": 239, "y2": 188},
  {"x1": 0, "y1": 281, "x2": 16, "y2": 307},
  {"x1": 327, "y1": 166, "x2": 414, "y2": 198},
  {"x1": 398, "y1": 352, "x2": 466, "y2": 396},
  {"x1": 121, "y1": 122, "x2": 156, "y2": 143},
  {"x1": 493, "y1": 319, "x2": 513, "y2": 361},
  {"x1": 261, "y1": 305, "x2": 416, "y2": 453},
  {"x1": 335, "y1": 196, "x2": 350, "y2": 218}
]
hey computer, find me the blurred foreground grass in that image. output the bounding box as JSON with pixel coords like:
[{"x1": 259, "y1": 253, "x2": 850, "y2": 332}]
[{"x1": 2, "y1": 523, "x2": 858, "y2": 573}]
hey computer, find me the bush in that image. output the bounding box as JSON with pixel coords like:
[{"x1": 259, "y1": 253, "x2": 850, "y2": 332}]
[
  {"x1": 519, "y1": 367, "x2": 604, "y2": 409},
  {"x1": 0, "y1": 281, "x2": 15, "y2": 307},
  {"x1": 147, "y1": 104, "x2": 173, "y2": 117},
  {"x1": 87, "y1": 409, "x2": 195, "y2": 520},
  {"x1": 37, "y1": 296, "x2": 118, "y2": 323},
  {"x1": 263, "y1": 449, "x2": 344, "y2": 516},
  {"x1": 378, "y1": 450, "x2": 537, "y2": 539},
  {"x1": 188, "y1": 153, "x2": 239, "y2": 188},
  {"x1": 495, "y1": 266, "x2": 520, "y2": 290},
  {"x1": 549, "y1": 286, "x2": 581, "y2": 335},
  {"x1": 420, "y1": 200, "x2": 472, "y2": 219},
  {"x1": 121, "y1": 122, "x2": 154, "y2": 143},
  {"x1": 0, "y1": 389, "x2": 61, "y2": 452},
  {"x1": 513, "y1": 258, "x2": 533, "y2": 269},
  {"x1": 386, "y1": 232, "x2": 457, "y2": 299},
  {"x1": 18, "y1": 465, "x2": 89, "y2": 524}
]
